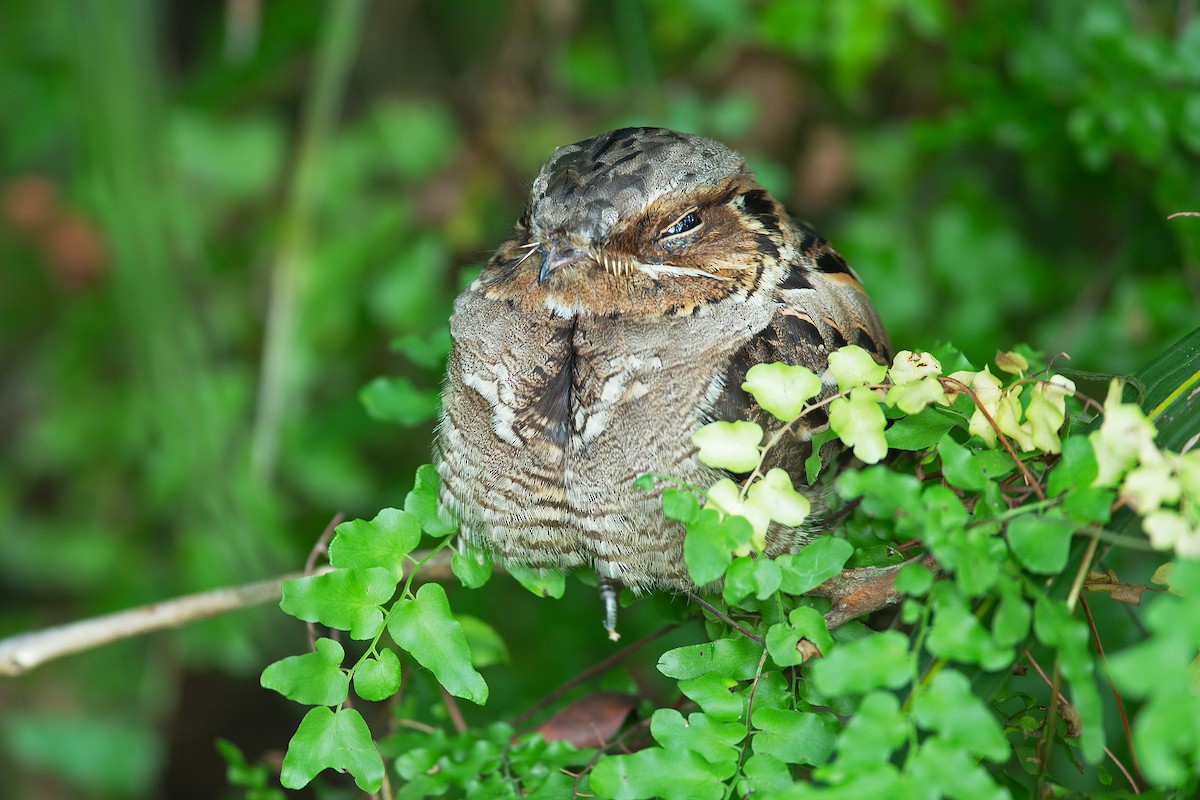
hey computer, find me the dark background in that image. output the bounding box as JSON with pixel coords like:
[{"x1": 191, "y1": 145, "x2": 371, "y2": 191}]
[{"x1": 1, "y1": 0, "x2": 1197, "y2": 796}]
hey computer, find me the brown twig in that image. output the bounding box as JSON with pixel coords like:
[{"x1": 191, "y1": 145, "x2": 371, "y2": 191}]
[
  {"x1": 1025, "y1": 648, "x2": 1140, "y2": 793},
  {"x1": 440, "y1": 684, "x2": 468, "y2": 733},
  {"x1": 686, "y1": 594, "x2": 766, "y2": 644},
  {"x1": 0, "y1": 567, "x2": 327, "y2": 677},
  {"x1": 1081, "y1": 595, "x2": 1144, "y2": 790},
  {"x1": 0, "y1": 547, "x2": 459, "y2": 677},
  {"x1": 306, "y1": 513, "x2": 345, "y2": 649},
  {"x1": 809, "y1": 554, "x2": 942, "y2": 630}
]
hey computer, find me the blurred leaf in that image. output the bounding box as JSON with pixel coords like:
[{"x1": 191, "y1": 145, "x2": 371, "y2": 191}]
[
  {"x1": 913, "y1": 669, "x2": 1009, "y2": 762},
  {"x1": 0, "y1": 712, "x2": 163, "y2": 796},
  {"x1": 359, "y1": 375, "x2": 440, "y2": 427},
  {"x1": 456, "y1": 613, "x2": 509, "y2": 668},
  {"x1": 1007, "y1": 513, "x2": 1075, "y2": 574},
  {"x1": 819, "y1": 691, "x2": 907, "y2": 775},
  {"x1": 372, "y1": 98, "x2": 459, "y2": 180},
  {"x1": 810, "y1": 631, "x2": 911, "y2": 695}
]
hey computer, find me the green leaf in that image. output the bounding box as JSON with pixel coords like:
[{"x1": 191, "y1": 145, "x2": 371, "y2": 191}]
[
  {"x1": 388, "y1": 583, "x2": 489, "y2": 704},
  {"x1": 746, "y1": 468, "x2": 811, "y2": 527},
  {"x1": 741, "y1": 753, "x2": 795, "y2": 795},
  {"x1": 659, "y1": 637, "x2": 764, "y2": 681},
  {"x1": 450, "y1": 546, "x2": 492, "y2": 588},
  {"x1": 752, "y1": 558, "x2": 783, "y2": 599},
  {"x1": 886, "y1": 406, "x2": 958, "y2": 450},
  {"x1": 678, "y1": 674, "x2": 743, "y2": 723},
  {"x1": 765, "y1": 622, "x2": 805, "y2": 668},
  {"x1": 805, "y1": 428, "x2": 841, "y2": 483},
  {"x1": 766, "y1": 606, "x2": 832, "y2": 668},
  {"x1": 884, "y1": 376, "x2": 947, "y2": 414},
  {"x1": 791, "y1": 605, "x2": 834, "y2": 655},
  {"x1": 650, "y1": 709, "x2": 743, "y2": 773},
  {"x1": 894, "y1": 562, "x2": 933, "y2": 596},
  {"x1": 913, "y1": 669, "x2": 1009, "y2": 762},
  {"x1": 1132, "y1": 325, "x2": 1200, "y2": 453},
  {"x1": 937, "y1": 435, "x2": 986, "y2": 491},
  {"x1": 750, "y1": 707, "x2": 838, "y2": 766},
  {"x1": 742, "y1": 362, "x2": 823, "y2": 421},
  {"x1": 777, "y1": 536, "x2": 853, "y2": 594},
  {"x1": 684, "y1": 508, "x2": 753, "y2": 586},
  {"x1": 352, "y1": 647, "x2": 401, "y2": 702},
  {"x1": 991, "y1": 581, "x2": 1031, "y2": 647},
  {"x1": 829, "y1": 386, "x2": 889, "y2": 464},
  {"x1": 706, "y1": 479, "x2": 770, "y2": 543},
  {"x1": 828, "y1": 345, "x2": 888, "y2": 391},
  {"x1": 1047, "y1": 435, "x2": 1099, "y2": 496},
  {"x1": 507, "y1": 563, "x2": 566, "y2": 598},
  {"x1": 1108, "y1": 583, "x2": 1200, "y2": 788},
  {"x1": 837, "y1": 466, "x2": 922, "y2": 519},
  {"x1": 1007, "y1": 514, "x2": 1075, "y2": 574},
  {"x1": 1062, "y1": 487, "x2": 1114, "y2": 523},
  {"x1": 721, "y1": 556, "x2": 758, "y2": 605},
  {"x1": 662, "y1": 487, "x2": 700, "y2": 523},
  {"x1": 359, "y1": 375, "x2": 439, "y2": 426},
  {"x1": 280, "y1": 568, "x2": 398, "y2": 639},
  {"x1": 810, "y1": 631, "x2": 911, "y2": 695},
  {"x1": 389, "y1": 328, "x2": 452, "y2": 370},
  {"x1": 692, "y1": 420, "x2": 763, "y2": 473},
  {"x1": 590, "y1": 748, "x2": 727, "y2": 800},
  {"x1": 328, "y1": 508, "x2": 420, "y2": 577},
  {"x1": 280, "y1": 707, "x2": 383, "y2": 793},
  {"x1": 261, "y1": 637, "x2": 349, "y2": 706},
  {"x1": 926, "y1": 583, "x2": 1013, "y2": 670},
  {"x1": 405, "y1": 464, "x2": 458, "y2": 536}
]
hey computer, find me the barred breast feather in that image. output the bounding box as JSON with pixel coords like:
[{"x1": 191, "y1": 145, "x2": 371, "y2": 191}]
[{"x1": 434, "y1": 127, "x2": 890, "y2": 596}]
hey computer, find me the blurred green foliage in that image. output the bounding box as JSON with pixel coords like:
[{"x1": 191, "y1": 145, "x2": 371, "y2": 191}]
[{"x1": 0, "y1": 0, "x2": 1196, "y2": 796}]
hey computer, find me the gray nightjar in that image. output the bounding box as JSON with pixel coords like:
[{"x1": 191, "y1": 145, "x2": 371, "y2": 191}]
[{"x1": 434, "y1": 127, "x2": 891, "y2": 633}]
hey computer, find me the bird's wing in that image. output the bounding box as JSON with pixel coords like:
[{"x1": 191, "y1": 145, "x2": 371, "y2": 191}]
[{"x1": 709, "y1": 218, "x2": 892, "y2": 482}]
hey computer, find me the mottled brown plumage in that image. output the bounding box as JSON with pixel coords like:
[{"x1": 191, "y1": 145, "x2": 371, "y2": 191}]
[{"x1": 435, "y1": 127, "x2": 890, "y2": 624}]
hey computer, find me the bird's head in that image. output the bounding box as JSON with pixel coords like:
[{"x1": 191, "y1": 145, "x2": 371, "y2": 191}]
[{"x1": 477, "y1": 127, "x2": 793, "y2": 318}]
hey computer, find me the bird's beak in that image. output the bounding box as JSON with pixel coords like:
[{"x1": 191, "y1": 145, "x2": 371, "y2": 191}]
[{"x1": 538, "y1": 242, "x2": 582, "y2": 285}]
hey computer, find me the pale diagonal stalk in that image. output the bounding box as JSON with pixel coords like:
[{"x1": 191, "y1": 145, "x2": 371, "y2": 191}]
[
  {"x1": 252, "y1": 0, "x2": 366, "y2": 481},
  {"x1": 73, "y1": 0, "x2": 282, "y2": 580}
]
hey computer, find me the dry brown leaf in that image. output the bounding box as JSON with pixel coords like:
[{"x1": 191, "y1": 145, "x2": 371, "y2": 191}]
[{"x1": 531, "y1": 691, "x2": 638, "y2": 750}]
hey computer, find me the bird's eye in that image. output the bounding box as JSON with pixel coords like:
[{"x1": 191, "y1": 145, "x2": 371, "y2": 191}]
[{"x1": 662, "y1": 211, "x2": 701, "y2": 238}]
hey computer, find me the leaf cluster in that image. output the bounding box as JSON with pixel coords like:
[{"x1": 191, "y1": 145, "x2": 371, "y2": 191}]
[{"x1": 262, "y1": 334, "x2": 1200, "y2": 798}]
